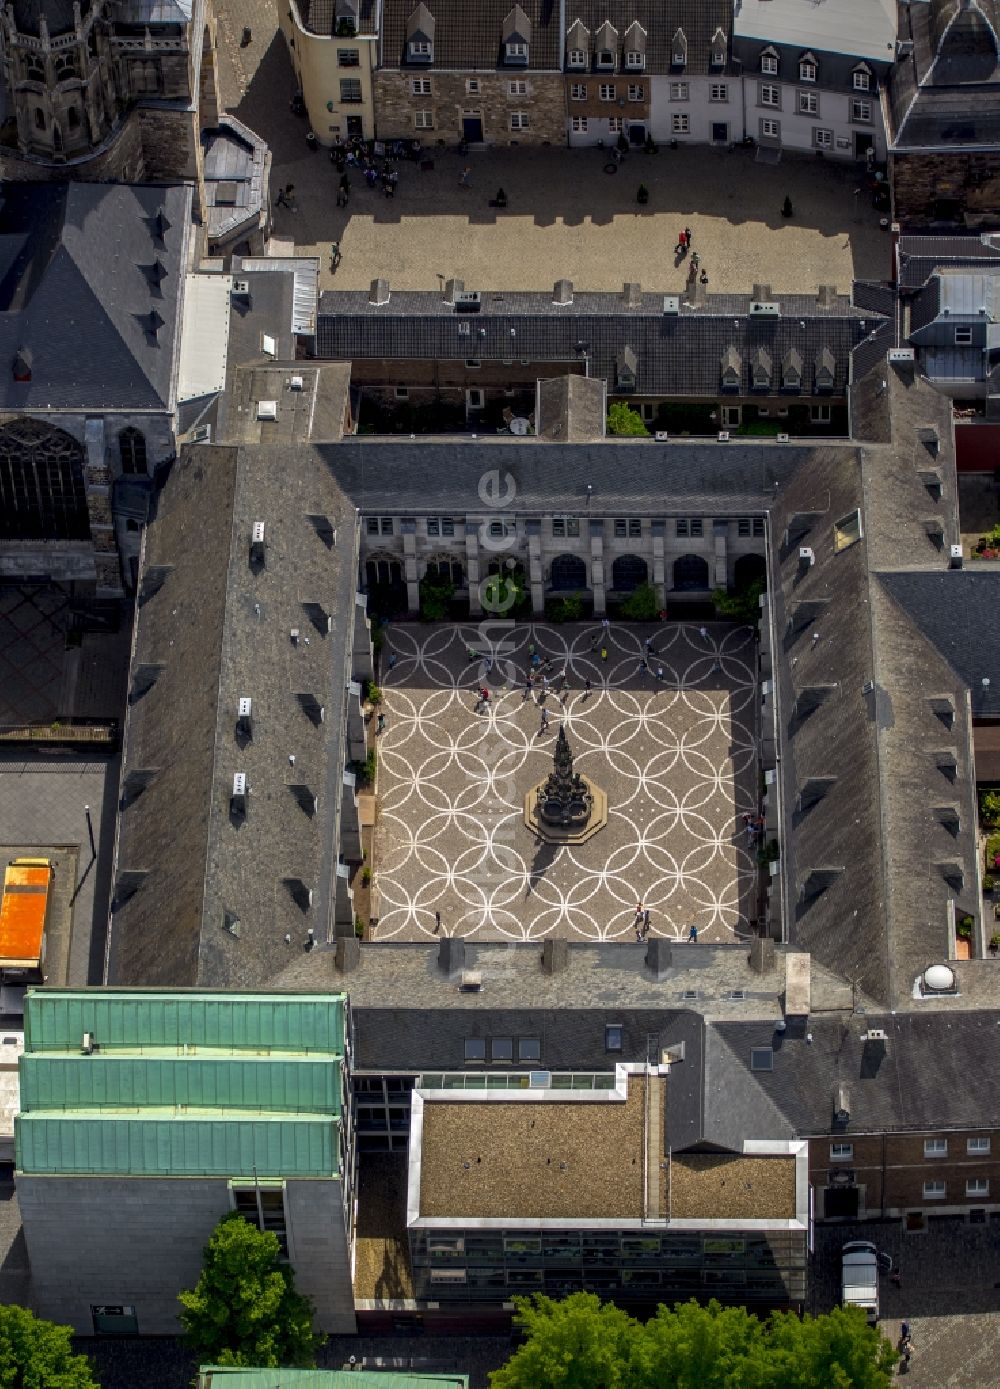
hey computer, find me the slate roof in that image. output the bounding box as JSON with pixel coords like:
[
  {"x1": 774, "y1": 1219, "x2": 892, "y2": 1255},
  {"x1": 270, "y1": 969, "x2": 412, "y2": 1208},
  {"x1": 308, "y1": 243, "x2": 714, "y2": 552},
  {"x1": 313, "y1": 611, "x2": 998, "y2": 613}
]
[
  {"x1": 317, "y1": 287, "x2": 877, "y2": 398},
  {"x1": 889, "y1": 0, "x2": 1000, "y2": 150},
  {"x1": 0, "y1": 182, "x2": 190, "y2": 412},
  {"x1": 560, "y1": 0, "x2": 732, "y2": 76},
  {"x1": 108, "y1": 442, "x2": 360, "y2": 990},
  {"x1": 380, "y1": 0, "x2": 561, "y2": 70},
  {"x1": 8, "y1": 0, "x2": 82, "y2": 35},
  {"x1": 896, "y1": 234, "x2": 1000, "y2": 291},
  {"x1": 203, "y1": 117, "x2": 268, "y2": 248}
]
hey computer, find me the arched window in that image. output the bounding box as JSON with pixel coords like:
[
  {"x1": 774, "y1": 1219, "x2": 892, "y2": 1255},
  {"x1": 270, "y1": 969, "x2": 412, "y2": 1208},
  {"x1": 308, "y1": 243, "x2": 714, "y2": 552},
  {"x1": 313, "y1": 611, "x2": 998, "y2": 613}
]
[
  {"x1": 67, "y1": 106, "x2": 81, "y2": 130},
  {"x1": 672, "y1": 554, "x2": 709, "y2": 591},
  {"x1": 425, "y1": 558, "x2": 464, "y2": 586},
  {"x1": 33, "y1": 107, "x2": 46, "y2": 131},
  {"x1": 119, "y1": 427, "x2": 147, "y2": 475},
  {"x1": 550, "y1": 553, "x2": 588, "y2": 591},
  {"x1": 0, "y1": 419, "x2": 89, "y2": 541},
  {"x1": 25, "y1": 54, "x2": 44, "y2": 82},
  {"x1": 733, "y1": 553, "x2": 766, "y2": 589},
  {"x1": 365, "y1": 556, "x2": 403, "y2": 588},
  {"x1": 54, "y1": 53, "x2": 76, "y2": 81},
  {"x1": 612, "y1": 554, "x2": 648, "y2": 593}
]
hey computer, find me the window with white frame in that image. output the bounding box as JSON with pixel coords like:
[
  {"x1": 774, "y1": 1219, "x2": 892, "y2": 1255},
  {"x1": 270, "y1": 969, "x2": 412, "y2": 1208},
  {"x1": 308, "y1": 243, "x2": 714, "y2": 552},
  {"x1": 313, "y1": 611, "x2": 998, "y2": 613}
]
[
  {"x1": 567, "y1": 48, "x2": 586, "y2": 67},
  {"x1": 614, "y1": 518, "x2": 642, "y2": 537},
  {"x1": 467, "y1": 387, "x2": 484, "y2": 408},
  {"x1": 672, "y1": 113, "x2": 689, "y2": 134},
  {"x1": 851, "y1": 98, "x2": 872, "y2": 122},
  {"x1": 505, "y1": 41, "x2": 527, "y2": 60},
  {"x1": 466, "y1": 77, "x2": 480, "y2": 93},
  {"x1": 955, "y1": 327, "x2": 973, "y2": 344},
  {"x1": 508, "y1": 79, "x2": 527, "y2": 96},
  {"x1": 609, "y1": 115, "x2": 623, "y2": 132},
  {"x1": 670, "y1": 80, "x2": 688, "y2": 100},
  {"x1": 510, "y1": 111, "x2": 529, "y2": 130},
  {"x1": 710, "y1": 82, "x2": 728, "y2": 101},
  {"x1": 427, "y1": 517, "x2": 455, "y2": 537},
  {"x1": 599, "y1": 83, "x2": 616, "y2": 100},
  {"x1": 625, "y1": 50, "x2": 644, "y2": 69},
  {"x1": 676, "y1": 518, "x2": 703, "y2": 537},
  {"x1": 830, "y1": 1142, "x2": 854, "y2": 1161},
  {"x1": 923, "y1": 1180, "x2": 946, "y2": 1199},
  {"x1": 411, "y1": 77, "x2": 431, "y2": 94},
  {"x1": 572, "y1": 115, "x2": 588, "y2": 132},
  {"x1": 761, "y1": 51, "x2": 778, "y2": 75},
  {"x1": 798, "y1": 90, "x2": 818, "y2": 115},
  {"x1": 340, "y1": 78, "x2": 362, "y2": 101},
  {"x1": 409, "y1": 39, "x2": 431, "y2": 57},
  {"x1": 799, "y1": 58, "x2": 816, "y2": 82},
  {"x1": 968, "y1": 1137, "x2": 991, "y2": 1154},
  {"x1": 814, "y1": 127, "x2": 833, "y2": 149},
  {"x1": 552, "y1": 517, "x2": 580, "y2": 537},
  {"x1": 812, "y1": 403, "x2": 831, "y2": 422},
  {"x1": 760, "y1": 83, "x2": 780, "y2": 107},
  {"x1": 395, "y1": 385, "x2": 409, "y2": 400},
  {"x1": 570, "y1": 82, "x2": 586, "y2": 100},
  {"x1": 760, "y1": 117, "x2": 779, "y2": 139},
  {"x1": 414, "y1": 110, "x2": 433, "y2": 129},
  {"x1": 924, "y1": 1138, "x2": 948, "y2": 1157},
  {"x1": 967, "y1": 1178, "x2": 990, "y2": 1197},
  {"x1": 627, "y1": 83, "x2": 644, "y2": 100},
  {"x1": 596, "y1": 48, "x2": 614, "y2": 68},
  {"x1": 853, "y1": 68, "x2": 870, "y2": 91}
]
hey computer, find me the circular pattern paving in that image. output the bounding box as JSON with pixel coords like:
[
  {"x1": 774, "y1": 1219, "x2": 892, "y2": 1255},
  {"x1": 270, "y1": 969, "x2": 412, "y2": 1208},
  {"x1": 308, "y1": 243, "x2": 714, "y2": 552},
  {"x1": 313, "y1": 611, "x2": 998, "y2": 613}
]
[{"x1": 373, "y1": 622, "x2": 759, "y2": 942}]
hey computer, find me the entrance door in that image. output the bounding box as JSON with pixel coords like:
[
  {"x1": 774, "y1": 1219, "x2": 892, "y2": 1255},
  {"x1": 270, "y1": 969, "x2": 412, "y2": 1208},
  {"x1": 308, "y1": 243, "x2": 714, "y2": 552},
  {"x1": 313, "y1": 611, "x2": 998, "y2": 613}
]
[
  {"x1": 712, "y1": 121, "x2": 729, "y2": 145},
  {"x1": 463, "y1": 114, "x2": 483, "y2": 142},
  {"x1": 854, "y1": 131, "x2": 873, "y2": 161},
  {"x1": 629, "y1": 123, "x2": 645, "y2": 147},
  {"x1": 346, "y1": 115, "x2": 363, "y2": 137}
]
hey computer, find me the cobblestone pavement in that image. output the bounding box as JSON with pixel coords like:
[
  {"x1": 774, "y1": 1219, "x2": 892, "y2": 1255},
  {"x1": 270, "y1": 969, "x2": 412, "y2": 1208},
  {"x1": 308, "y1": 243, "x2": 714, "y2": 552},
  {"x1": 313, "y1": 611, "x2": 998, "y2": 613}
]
[
  {"x1": 374, "y1": 620, "x2": 758, "y2": 942},
  {"x1": 213, "y1": 3, "x2": 888, "y2": 296},
  {"x1": 812, "y1": 1219, "x2": 1000, "y2": 1387}
]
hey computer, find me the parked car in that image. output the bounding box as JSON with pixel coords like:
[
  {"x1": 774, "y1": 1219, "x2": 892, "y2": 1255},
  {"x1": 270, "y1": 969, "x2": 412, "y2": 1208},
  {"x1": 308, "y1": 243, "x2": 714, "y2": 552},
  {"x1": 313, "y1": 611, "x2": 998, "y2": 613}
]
[{"x1": 841, "y1": 1240, "x2": 891, "y2": 1323}]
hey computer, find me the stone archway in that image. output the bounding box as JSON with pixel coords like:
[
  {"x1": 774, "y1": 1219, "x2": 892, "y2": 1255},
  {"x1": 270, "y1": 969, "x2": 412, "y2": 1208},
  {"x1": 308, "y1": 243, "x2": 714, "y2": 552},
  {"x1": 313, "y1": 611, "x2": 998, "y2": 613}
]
[
  {"x1": 550, "y1": 553, "x2": 588, "y2": 591},
  {"x1": 672, "y1": 554, "x2": 709, "y2": 591},
  {"x1": 611, "y1": 553, "x2": 648, "y2": 593},
  {"x1": 0, "y1": 419, "x2": 89, "y2": 541},
  {"x1": 734, "y1": 553, "x2": 767, "y2": 589}
]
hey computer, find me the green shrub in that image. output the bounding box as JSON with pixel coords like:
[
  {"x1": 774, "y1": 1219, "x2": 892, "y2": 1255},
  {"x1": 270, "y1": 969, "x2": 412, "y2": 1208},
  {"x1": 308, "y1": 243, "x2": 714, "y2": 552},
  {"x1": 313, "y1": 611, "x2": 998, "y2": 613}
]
[
  {"x1": 419, "y1": 571, "x2": 455, "y2": 620},
  {"x1": 366, "y1": 681, "x2": 382, "y2": 705},
  {"x1": 984, "y1": 875, "x2": 996, "y2": 893},
  {"x1": 546, "y1": 595, "x2": 585, "y2": 623},
  {"x1": 481, "y1": 564, "x2": 530, "y2": 617},
  {"x1": 979, "y1": 788, "x2": 1000, "y2": 830},
  {"x1": 620, "y1": 582, "x2": 660, "y2": 621},
  {"x1": 713, "y1": 577, "x2": 766, "y2": 622},
  {"x1": 361, "y1": 867, "x2": 371, "y2": 887},
  {"x1": 355, "y1": 915, "x2": 365, "y2": 939},
  {"x1": 957, "y1": 915, "x2": 974, "y2": 940},
  {"x1": 607, "y1": 402, "x2": 649, "y2": 436}
]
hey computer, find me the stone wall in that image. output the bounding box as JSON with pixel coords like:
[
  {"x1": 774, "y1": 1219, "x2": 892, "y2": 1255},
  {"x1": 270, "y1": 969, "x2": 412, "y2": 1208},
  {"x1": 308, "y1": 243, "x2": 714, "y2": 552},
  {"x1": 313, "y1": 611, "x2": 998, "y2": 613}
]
[
  {"x1": 892, "y1": 150, "x2": 1000, "y2": 228},
  {"x1": 0, "y1": 110, "x2": 144, "y2": 184},
  {"x1": 375, "y1": 70, "x2": 565, "y2": 144}
]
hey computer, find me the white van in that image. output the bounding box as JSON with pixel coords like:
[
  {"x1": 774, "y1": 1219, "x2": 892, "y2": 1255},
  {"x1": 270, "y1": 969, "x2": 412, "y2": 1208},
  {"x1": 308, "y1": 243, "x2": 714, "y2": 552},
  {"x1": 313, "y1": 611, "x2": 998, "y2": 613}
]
[{"x1": 841, "y1": 1240, "x2": 890, "y2": 1323}]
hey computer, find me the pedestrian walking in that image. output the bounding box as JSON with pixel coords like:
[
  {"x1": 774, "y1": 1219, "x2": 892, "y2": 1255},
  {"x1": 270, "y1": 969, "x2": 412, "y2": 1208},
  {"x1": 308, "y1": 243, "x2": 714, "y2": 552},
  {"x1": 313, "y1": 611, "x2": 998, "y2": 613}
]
[
  {"x1": 388, "y1": 651, "x2": 397, "y2": 670},
  {"x1": 275, "y1": 187, "x2": 290, "y2": 209},
  {"x1": 901, "y1": 1321, "x2": 911, "y2": 1342},
  {"x1": 601, "y1": 646, "x2": 608, "y2": 663},
  {"x1": 698, "y1": 625, "x2": 709, "y2": 642},
  {"x1": 644, "y1": 637, "x2": 655, "y2": 654},
  {"x1": 644, "y1": 909, "x2": 651, "y2": 932},
  {"x1": 688, "y1": 924, "x2": 698, "y2": 943},
  {"x1": 635, "y1": 901, "x2": 644, "y2": 921},
  {"x1": 459, "y1": 166, "x2": 472, "y2": 188},
  {"x1": 675, "y1": 229, "x2": 687, "y2": 254},
  {"x1": 584, "y1": 678, "x2": 593, "y2": 697},
  {"x1": 540, "y1": 708, "x2": 549, "y2": 733},
  {"x1": 523, "y1": 677, "x2": 532, "y2": 700},
  {"x1": 655, "y1": 664, "x2": 664, "y2": 681},
  {"x1": 700, "y1": 269, "x2": 709, "y2": 286},
  {"x1": 638, "y1": 658, "x2": 647, "y2": 675},
  {"x1": 684, "y1": 225, "x2": 692, "y2": 248},
  {"x1": 602, "y1": 616, "x2": 611, "y2": 630},
  {"x1": 376, "y1": 712, "x2": 386, "y2": 735},
  {"x1": 434, "y1": 910, "x2": 441, "y2": 933}
]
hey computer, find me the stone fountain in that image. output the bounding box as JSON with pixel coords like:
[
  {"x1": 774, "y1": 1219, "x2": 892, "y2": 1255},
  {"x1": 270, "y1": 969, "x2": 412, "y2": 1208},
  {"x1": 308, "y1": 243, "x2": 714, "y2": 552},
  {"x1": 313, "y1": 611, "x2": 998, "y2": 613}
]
[{"x1": 523, "y1": 725, "x2": 607, "y2": 845}]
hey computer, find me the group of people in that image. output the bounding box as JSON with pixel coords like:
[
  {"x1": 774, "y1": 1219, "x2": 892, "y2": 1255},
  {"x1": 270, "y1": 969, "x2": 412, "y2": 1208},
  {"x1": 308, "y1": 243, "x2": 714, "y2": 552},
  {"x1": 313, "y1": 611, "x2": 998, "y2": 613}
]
[
  {"x1": 675, "y1": 225, "x2": 710, "y2": 286},
  {"x1": 741, "y1": 811, "x2": 766, "y2": 845}
]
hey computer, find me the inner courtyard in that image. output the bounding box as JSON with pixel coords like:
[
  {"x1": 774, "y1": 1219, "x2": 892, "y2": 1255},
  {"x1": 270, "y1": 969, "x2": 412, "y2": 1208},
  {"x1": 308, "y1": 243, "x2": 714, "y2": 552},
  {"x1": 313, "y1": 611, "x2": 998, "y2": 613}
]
[{"x1": 372, "y1": 621, "x2": 759, "y2": 942}]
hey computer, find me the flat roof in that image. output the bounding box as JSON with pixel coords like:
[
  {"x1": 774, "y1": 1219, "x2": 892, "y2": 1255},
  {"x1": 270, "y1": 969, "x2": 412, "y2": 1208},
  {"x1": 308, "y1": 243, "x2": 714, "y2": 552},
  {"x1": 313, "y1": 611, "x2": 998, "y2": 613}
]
[
  {"x1": 0, "y1": 860, "x2": 51, "y2": 968},
  {"x1": 178, "y1": 272, "x2": 233, "y2": 402},
  {"x1": 668, "y1": 1153, "x2": 795, "y2": 1221},
  {"x1": 734, "y1": 0, "x2": 896, "y2": 62}
]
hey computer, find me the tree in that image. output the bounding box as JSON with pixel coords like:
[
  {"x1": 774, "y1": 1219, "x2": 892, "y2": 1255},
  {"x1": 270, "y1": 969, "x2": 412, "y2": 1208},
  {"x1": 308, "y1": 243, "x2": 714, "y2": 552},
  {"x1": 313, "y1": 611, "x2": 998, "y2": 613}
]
[
  {"x1": 481, "y1": 564, "x2": 529, "y2": 617},
  {"x1": 607, "y1": 402, "x2": 649, "y2": 437},
  {"x1": 419, "y1": 570, "x2": 454, "y2": 620},
  {"x1": 620, "y1": 581, "x2": 660, "y2": 622},
  {"x1": 179, "y1": 1212, "x2": 324, "y2": 1369},
  {"x1": 489, "y1": 1295, "x2": 896, "y2": 1389},
  {"x1": 712, "y1": 577, "x2": 766, "y2": 623},
  {"x1": 491, "y1": 1292, "x2": 636, "y2": 1389},
  {"x1": 0, "y1": 1304, "x2": 99, "y2": 1389}
]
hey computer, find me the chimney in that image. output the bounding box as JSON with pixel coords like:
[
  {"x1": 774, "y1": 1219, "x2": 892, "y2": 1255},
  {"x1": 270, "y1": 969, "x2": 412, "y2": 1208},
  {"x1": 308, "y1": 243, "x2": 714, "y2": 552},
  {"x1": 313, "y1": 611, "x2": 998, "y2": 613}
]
[
  {"x1": 369, "y1": 276, "x2": 390, "y2": 306},
  {"x1": 438, "y1": 937, "x2": 466, "y2": 974},
  {"x1": 816, "y1": 284, "x2": 837, "y2": 308},
  {"x1": 751, "y1": 283, "x2": 771, "y2": 303},
  {"x1": 748, "y1": 936, "x2": 775, "y2": 974},
  {"x1": 645, "y1": 938, "x2": 672, "y2": 979},
  {"x1": 335, "y1": 936, "x2": 361, "y2": 973},
  {"x1": 541, "y1": 939, "x2": 568, "y2": 974},
  {"x1": 553, "y1": 278, "x2": 573, "y2": 306},
  {"x1": 622, "y1": 281, "x2": 642, "y2": 309},
  {"x1": 443, "y1": 277, "x2": 464, "y2": 304}
]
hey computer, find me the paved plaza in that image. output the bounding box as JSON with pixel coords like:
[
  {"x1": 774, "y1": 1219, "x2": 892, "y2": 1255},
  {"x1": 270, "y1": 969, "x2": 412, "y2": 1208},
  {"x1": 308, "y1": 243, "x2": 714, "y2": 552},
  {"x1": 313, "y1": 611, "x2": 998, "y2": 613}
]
[
  {"x1": 216, "y1": 9, "x2": 889, "y2": 298},
  {"x1": 372, "y1": 621, "x2": 758, "y2": 942}
]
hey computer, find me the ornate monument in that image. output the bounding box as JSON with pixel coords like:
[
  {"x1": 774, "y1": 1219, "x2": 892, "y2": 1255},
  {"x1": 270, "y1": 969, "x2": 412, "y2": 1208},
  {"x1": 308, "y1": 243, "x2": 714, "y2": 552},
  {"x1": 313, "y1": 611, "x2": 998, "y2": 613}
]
[{"x1": 524, "y1": 724, "x2": 607, "y2": 845}]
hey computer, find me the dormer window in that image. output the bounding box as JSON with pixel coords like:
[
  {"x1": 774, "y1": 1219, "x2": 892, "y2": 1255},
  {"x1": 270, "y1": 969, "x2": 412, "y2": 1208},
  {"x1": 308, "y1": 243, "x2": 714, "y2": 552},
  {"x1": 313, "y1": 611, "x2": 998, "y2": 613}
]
[
  {"x1": 405, "y1": 2, "x2": 435, "y2": 63},
  {"x1": 752, "y1": 347, "x2": 772, "y2": 390},
  {"x1": 623, "y1": 21, "x2": 646, "y2": 71},
  {"x1": 672, "y1": 27, "x2": 687, "y2": 67},
  {"x1": 782, "y1": 348, "x2": 802, "y2": 391},
  {"x1": 616, "y1": 346, "x2": 637, "y2": 392},
  {"x1": 506, "y1": 41, "x2": 527, "y2": 60},
  {"x1": 710, "y1": 27, "x2": 727, "y2": 67},
  {"x1": 409, "y1": 39, "x2": 431, "y2": 57},
  {"x1": 720, "y1": 346, "x2": 741, "y2": 391},
  {"x1": 502, "y1": 6, "x2": 530, "y2": 65},
  {"x1": 799, "y1": 52, "x2": 817, "y2": 82},
  {"x1": 567, "y1": 48, "x2": 586, "y2": 67},
  {"x1": 761, "y1": 47, "x2": 778, "y2": 75},
  {"x1": 814, "y1": 346, "x2": 835, "y2": 392},
  {"x1": 625, "y1": 50, "x2": 644, "y2": 69},
  {"x1": 596, "y1": 49, "x2": 614, "y2": 68},
  {"x1": 852, "y1": 64, "x2": 871, "y2": 91}
]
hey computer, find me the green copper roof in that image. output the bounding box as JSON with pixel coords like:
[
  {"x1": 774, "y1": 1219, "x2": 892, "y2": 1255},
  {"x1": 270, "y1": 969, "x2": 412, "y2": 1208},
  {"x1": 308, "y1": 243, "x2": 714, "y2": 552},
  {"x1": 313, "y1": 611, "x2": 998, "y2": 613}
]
[
  {"x1": 20, "y1": 1054, "x2": 341, "y2": 1115},
  {"x1": 17, "y1": 1112, "x2": 339, "y2": 1177},
  {"x1": 17, "y1": 990, "x2": 347, "y2": 1178},
  {"x1": 198, "y1": 1370, "x2": 469, "y2": 1388},
  {"x1": 24, "y1": 990, "x2": 346, "y2": 1055}
]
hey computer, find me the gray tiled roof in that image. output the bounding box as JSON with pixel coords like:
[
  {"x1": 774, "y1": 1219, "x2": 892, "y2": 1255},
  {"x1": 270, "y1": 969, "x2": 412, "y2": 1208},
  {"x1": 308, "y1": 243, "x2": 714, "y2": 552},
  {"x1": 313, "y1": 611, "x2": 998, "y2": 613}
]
[
  {"x1": 560, "y1": 0, "x2": 731, "y2": 76},
  {"x1": 380, "y1": 0, "x2": 561, "y2": 70},
  {"x1": 897, "y1": 234, "x2": 1000, "y2": 292},
  {"x1": 109, "y1": 442, "x2": 360, "y2": 990},
  {"x1": 318, "y1": 287, "x2": 877, "y2": 398},
  {"x1": 0, "y1": 182, "x2": 191, "y2": 411}
]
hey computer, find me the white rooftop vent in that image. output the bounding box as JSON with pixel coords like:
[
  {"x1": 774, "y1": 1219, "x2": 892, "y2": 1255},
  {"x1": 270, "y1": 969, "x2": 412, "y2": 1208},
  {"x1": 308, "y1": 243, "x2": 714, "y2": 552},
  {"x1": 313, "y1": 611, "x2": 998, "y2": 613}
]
[
  {"x1": 888, "y1": 348, "x2": 915, "y2": 364},
  {"x1": 232, "y1": 772, "x2": 247, "y2": 796},
  {"x1": 459, "y1": 969, "x2": 483, "y2": 992},
  {"x1": 257, "y1": 399, "x2": 278, "y2": 421},
  {"x1": 923, "y1": 963, "x2": 956, "y2": 993},
  {"x1": 799, "y1": 546, "x2": 815, "y2": 565},
  {"x1": 863, "y1": 1028, "x2": 888, "y2": 1043},
  {"x1": 655, "y1": 430, "x2": 669, "y2": 441},
  {"x1": 81, "y1": 1032, "x2": 95, "y2": 1055},
  {"x1": 718, "y1": 430, "x2": 730, "y2": 442},
  {"x1": 750, "y1": 301, "x2": 780, "y2": 317},
  {"x1": 777, "y1": 432, "x2": 790, "y2": 442},
  {"x1": 662, "y1": 295, "x2": 680, "y2": 315},
  {"x1": 252, "y1": 522, "x2": 265, "y2": 544},
  {"x1": 231, "y1": 772, "x2": 248, "y2": 817},
  {"x1": 261, "y1": 333, "x2": 276, "y2": 357},
  {"x1": 454, "y1": 290, "x2": 482, "y2": 313},
  {"x1": 949, "y1": 544, "x2": 964, "y2": 569},
  {"x1": 289, "y1": 375, "x2": 304, "y2": 391},
  {"x1": 238, "y1": 696, "x2": 252, "y2": 718},
  {"x1": 232, "y1": 279, "x2": 250, "y2": 297}
]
